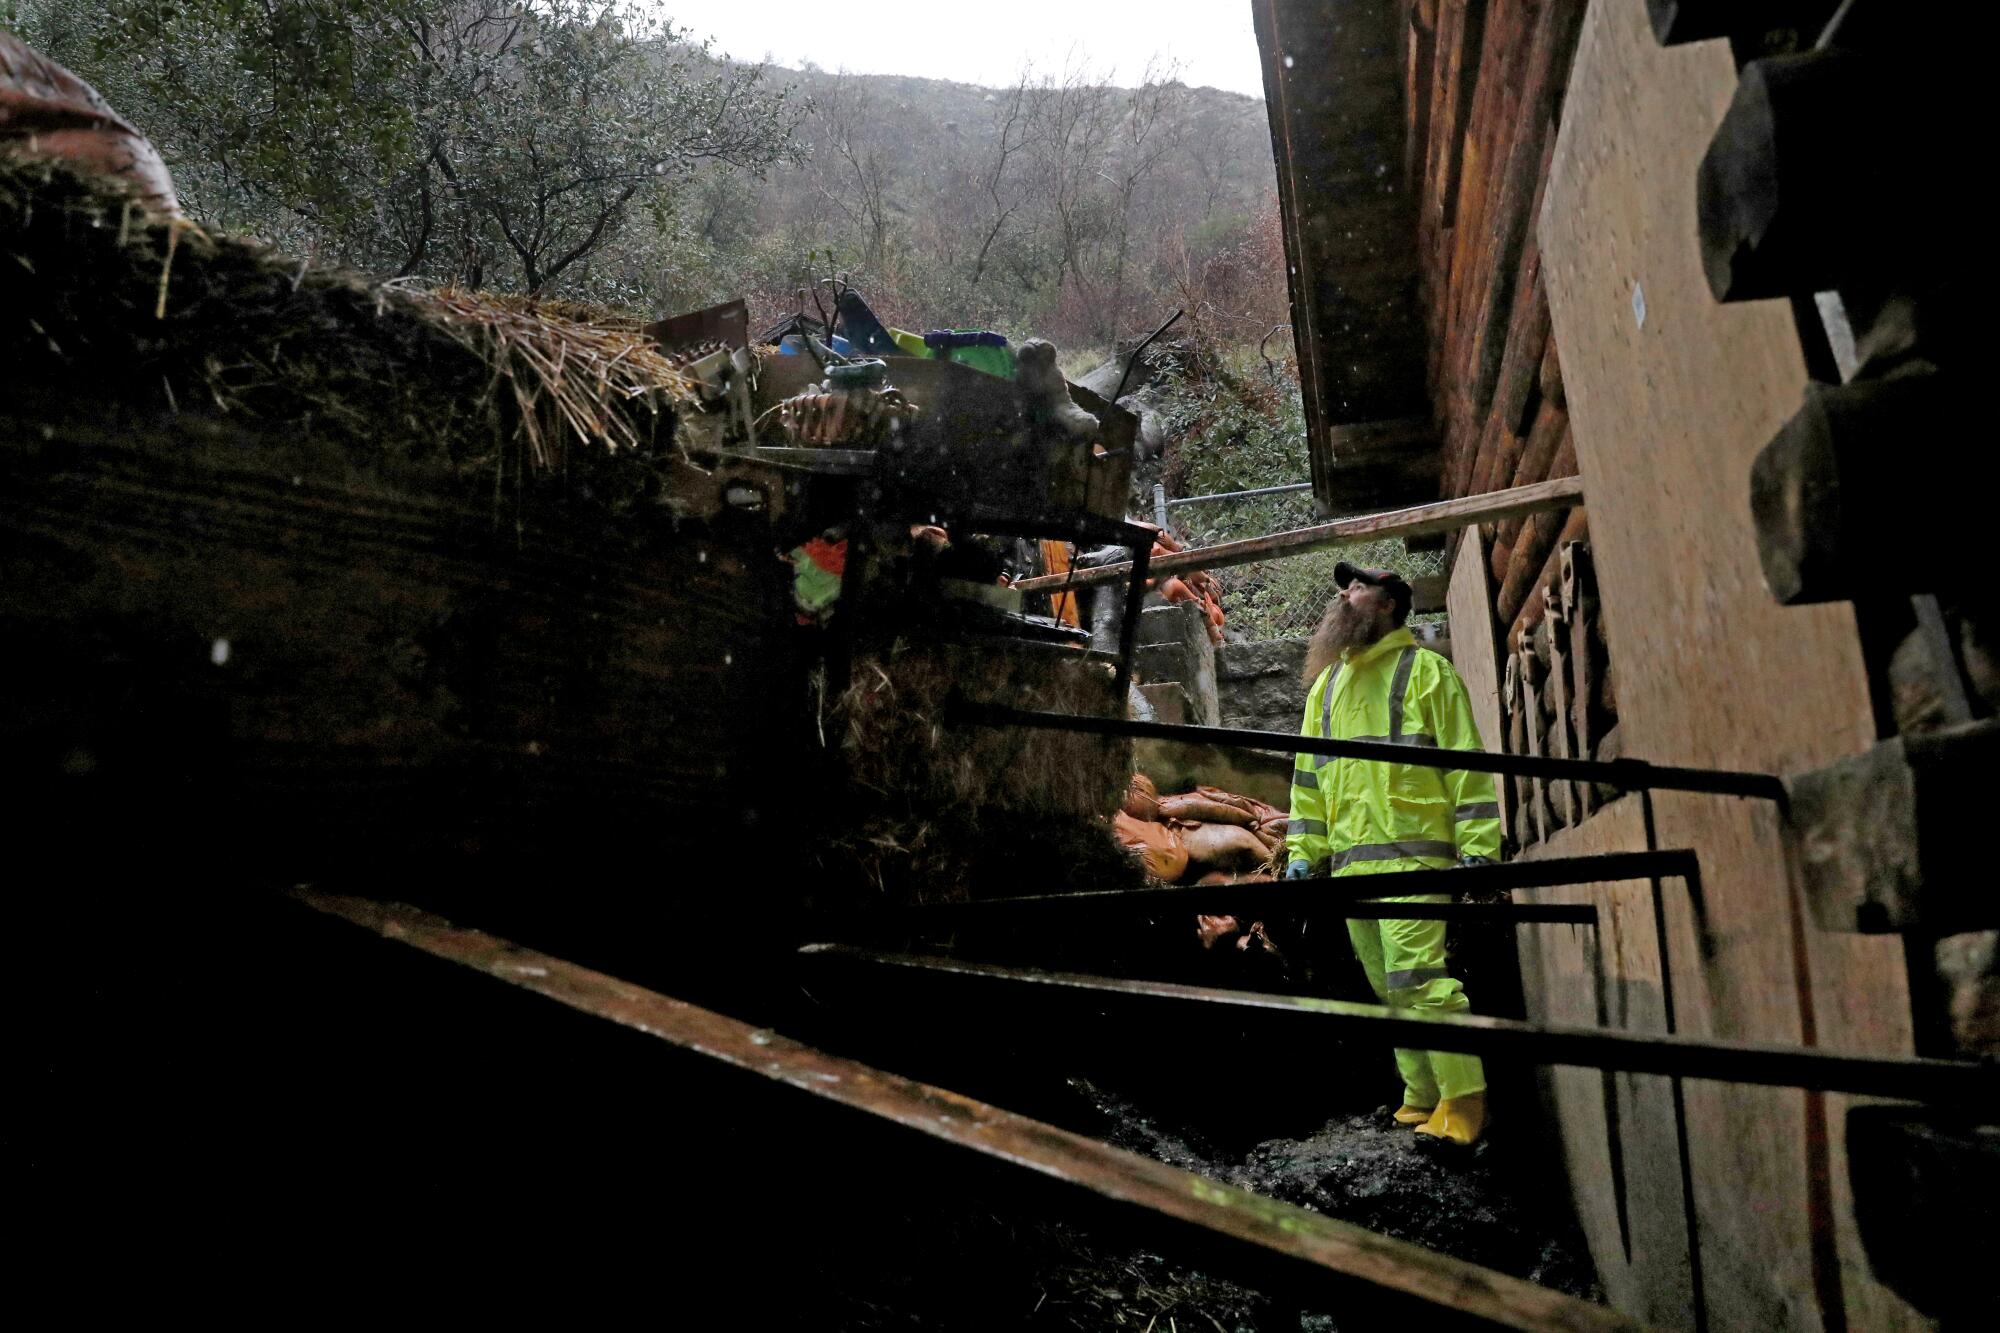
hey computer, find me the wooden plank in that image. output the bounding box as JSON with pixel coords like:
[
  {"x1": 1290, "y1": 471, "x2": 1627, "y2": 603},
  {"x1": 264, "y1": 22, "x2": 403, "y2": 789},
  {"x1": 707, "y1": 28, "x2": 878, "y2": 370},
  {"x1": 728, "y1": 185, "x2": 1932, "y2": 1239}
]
[
  {"x1": 1540, "y1": 4, "x2": 1921, "y2": 1328},
  {"x1": 1446, "y1": 525, "x2": 1507, "y2": 760},
  {"x1": 1010, "y1": 476, "x2": 1585, "y2": 593}
]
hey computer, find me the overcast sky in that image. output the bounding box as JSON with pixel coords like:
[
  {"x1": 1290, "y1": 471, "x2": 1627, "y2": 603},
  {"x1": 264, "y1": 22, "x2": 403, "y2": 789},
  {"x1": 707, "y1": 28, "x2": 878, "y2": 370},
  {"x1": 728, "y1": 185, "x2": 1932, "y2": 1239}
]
[{"x1": 664, "y1": 1, "x2": 1268, "y2": 98}]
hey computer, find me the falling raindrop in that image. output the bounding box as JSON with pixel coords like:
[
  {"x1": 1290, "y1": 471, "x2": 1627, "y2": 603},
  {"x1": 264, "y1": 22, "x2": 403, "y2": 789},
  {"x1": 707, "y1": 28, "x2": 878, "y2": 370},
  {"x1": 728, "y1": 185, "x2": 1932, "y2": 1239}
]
[{"x1": 211, "y1": 638, "x2": 231, "y2": 666}]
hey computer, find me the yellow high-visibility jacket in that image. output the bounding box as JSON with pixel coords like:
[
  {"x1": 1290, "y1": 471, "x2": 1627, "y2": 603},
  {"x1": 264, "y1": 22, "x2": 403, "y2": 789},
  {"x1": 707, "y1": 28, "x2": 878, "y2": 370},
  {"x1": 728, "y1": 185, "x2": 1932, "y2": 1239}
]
[{"x1": 1286, "y1": 627, "x2": 1502, "y2": 876}]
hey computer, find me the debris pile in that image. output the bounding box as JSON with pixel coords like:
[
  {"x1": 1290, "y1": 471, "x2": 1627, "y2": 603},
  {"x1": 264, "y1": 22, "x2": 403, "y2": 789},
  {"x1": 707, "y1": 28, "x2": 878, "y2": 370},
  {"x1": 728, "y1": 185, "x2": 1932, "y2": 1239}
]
[{"x1": 1111, "y1": 773, "x2": 1286, "y2": 884}]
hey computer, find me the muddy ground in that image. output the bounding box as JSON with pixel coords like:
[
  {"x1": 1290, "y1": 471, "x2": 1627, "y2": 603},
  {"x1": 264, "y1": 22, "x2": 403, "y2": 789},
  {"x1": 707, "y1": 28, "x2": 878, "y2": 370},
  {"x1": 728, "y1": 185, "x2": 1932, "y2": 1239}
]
[{"x1": 789, "y1": 1069, "x2": 1601, "y2": 1330}]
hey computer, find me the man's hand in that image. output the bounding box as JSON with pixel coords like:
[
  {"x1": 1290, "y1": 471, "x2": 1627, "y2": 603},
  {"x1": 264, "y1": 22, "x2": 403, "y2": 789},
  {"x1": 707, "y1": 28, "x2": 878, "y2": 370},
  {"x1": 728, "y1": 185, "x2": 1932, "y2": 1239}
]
[
  {"x1": 1195, "y1": 914, "x2": 1240, "y2": 949},
  {"x1": 1284, "y1": 860, "x2": 1312, "y2": 880}
]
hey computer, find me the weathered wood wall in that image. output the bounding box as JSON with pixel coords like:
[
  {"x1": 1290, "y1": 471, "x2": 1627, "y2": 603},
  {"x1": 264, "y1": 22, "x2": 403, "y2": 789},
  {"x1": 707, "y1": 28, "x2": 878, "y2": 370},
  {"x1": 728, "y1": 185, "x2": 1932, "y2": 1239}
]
[
  {"x1": 1501, "y1": 2, "x2": 1928, "y2": 1329},
  {"x1": 1255, "y1": 0, "x2": 1438, "y2": 516}
]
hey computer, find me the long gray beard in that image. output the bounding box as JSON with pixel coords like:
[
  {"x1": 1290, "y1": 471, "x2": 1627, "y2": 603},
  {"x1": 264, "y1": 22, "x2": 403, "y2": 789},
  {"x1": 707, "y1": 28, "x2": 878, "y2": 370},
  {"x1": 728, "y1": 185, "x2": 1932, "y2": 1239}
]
[{"x1": 1301, "y1": 596, "x2": 1394, "y2": 685}]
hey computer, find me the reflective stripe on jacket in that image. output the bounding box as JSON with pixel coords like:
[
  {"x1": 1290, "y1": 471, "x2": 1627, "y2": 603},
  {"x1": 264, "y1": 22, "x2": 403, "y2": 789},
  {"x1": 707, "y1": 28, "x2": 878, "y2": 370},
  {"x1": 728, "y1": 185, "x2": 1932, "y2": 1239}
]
[{"x1": 1285, "y1": 627, "x2": 1502, "y2": 876}]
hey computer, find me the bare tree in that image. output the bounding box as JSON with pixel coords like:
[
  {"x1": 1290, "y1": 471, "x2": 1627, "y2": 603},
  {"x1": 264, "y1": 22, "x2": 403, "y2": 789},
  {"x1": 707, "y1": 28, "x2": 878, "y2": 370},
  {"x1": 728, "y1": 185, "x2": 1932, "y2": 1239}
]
[
  {"x1": 1101, "y1": 62, "x2": 1193, "y2": 341},
  {"x1": 1025, "y1": 60, "x2": 1115, "y2": 328},
  {"x1": 807, "y1": 72, "x2": 894, "y2": 271}
]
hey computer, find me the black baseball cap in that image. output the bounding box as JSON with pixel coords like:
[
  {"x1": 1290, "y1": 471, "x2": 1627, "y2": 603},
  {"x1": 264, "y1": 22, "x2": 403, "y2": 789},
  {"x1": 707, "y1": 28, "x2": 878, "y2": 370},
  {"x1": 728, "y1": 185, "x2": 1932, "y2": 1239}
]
[{"x1": 1334, "y1": 561, "x2": 1413, "y2": 620}]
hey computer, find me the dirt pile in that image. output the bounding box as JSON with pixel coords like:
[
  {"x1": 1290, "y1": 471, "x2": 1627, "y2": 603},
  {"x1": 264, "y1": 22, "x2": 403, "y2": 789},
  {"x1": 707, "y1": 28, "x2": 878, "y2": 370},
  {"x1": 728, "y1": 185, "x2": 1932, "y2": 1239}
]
[{"x1": 0, "y1": 156, "x2": 696, "y2": 501}]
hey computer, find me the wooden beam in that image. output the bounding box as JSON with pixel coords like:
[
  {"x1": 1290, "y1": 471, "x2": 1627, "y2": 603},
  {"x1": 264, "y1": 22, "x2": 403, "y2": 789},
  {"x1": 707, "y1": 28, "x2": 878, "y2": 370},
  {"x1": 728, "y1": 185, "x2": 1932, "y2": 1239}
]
[
  {"x1": 1788, "y1": 719, "x2": 2000, "y2": 934},
  {"x1": 1697, "y1": 48, "x2": 1941, "y2": 302},
  {"x1": 297, "y1": 890, "x2": 1650, "y2": 1332},
  {"x1": 1749, "y1": 367, "x2": 1960, "y2": 604},
  {"x1": 1490, "y1": 265, "x2": 1552, "y2": 439},
  {"x1": 1468, "y1": 3, "x2": 1584, "y2": 415},
  {"x1": 1422, "y1": 1, "x2": 1487, "y2": 249},
  {"x1": 1491, "y1": 408, "x2": 1572, "y2": 583},
  {"x1": 1011, "y1": 476, "x2": 1585, "y2": 593},
  {"x1": 1509, "y1": 507, "x2": 1589, "y2": 652}
]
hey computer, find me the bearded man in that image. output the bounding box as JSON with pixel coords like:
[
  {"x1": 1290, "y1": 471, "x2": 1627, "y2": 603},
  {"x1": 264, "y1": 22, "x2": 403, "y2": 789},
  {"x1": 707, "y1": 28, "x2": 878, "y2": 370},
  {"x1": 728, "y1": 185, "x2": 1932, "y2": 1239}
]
[{"x1": 1286, "y1": 562, "x2": 1503, "y2": 1146}]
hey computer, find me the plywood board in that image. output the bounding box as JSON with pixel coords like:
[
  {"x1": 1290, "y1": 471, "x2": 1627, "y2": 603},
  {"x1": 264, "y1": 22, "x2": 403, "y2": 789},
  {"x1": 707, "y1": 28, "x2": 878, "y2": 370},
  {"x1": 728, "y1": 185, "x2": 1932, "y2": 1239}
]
[
  {"x1": 1446, "y1": 526, "x2": 1506, "y2": 756},
  {"x1": 1517, "y1": 798, "x2": 1693, "y2": 1328},
  {"x1": 1536, "y1": 4, "x2": 1921, "y2": 1329}
]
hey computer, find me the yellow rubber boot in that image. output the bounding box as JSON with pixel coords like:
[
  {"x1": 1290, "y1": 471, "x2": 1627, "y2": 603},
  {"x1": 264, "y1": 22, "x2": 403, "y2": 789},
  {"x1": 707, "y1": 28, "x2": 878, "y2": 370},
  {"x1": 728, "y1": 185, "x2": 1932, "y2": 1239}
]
[
  {"x1": 1414, "y1": 1094, "x2": 1486, "y2": 1146},
  {"x1": 1393, "y1": 1103, "x2": 1436, "y2": 1126}
]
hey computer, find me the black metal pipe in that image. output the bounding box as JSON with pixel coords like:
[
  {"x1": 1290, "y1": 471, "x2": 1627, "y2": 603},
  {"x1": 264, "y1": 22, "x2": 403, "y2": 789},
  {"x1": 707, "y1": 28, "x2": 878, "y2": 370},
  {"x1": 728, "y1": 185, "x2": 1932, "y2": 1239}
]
[
  {"x1": 797, "y1": 945, "x2": 1995, "y2": 1105},
  {"x1": 848, "y1": 899, "x2": 1596, "y2": 930},
  {"x1": 865, "y1": 852, "x2": 1693, "y2": 926},
  {"x1": 1322, "y1": 901, "x2": 1597, "y2": 925},
  {"x1": 950, "y1": 701, "x2": 1790, "y2": 805}
]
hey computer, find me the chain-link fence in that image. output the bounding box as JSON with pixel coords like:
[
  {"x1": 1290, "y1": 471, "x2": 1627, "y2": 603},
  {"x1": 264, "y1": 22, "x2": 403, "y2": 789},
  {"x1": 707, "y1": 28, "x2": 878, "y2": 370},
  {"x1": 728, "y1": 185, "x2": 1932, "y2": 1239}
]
[{"x1": 1163, "y1": 487, "x2": 1446, "y2": 643}]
